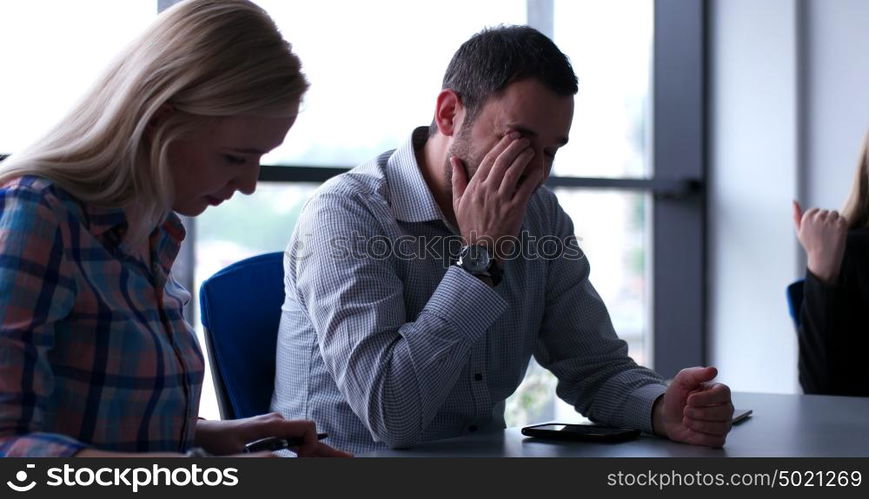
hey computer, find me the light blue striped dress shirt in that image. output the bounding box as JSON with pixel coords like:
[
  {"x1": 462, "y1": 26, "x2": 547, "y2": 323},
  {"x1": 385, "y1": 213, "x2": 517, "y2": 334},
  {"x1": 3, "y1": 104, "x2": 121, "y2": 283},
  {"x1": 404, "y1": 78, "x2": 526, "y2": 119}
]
[{"x1": 272, "y1": 127, "x2": 667, "y2": 455}]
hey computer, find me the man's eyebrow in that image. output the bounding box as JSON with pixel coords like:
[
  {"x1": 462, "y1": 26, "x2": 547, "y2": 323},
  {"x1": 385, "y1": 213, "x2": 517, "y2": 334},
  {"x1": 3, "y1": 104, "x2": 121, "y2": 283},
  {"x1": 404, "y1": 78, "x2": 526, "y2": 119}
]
[{"x1": 509, "y1": 125, "x2": 569, "y2": 146}]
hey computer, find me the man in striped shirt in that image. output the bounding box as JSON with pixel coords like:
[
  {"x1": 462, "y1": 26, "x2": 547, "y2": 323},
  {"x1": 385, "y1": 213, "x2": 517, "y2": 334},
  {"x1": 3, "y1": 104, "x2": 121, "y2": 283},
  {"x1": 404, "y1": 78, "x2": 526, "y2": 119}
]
[{"x1": 273, "y1": 25, "x2": 734, "y2": 455}]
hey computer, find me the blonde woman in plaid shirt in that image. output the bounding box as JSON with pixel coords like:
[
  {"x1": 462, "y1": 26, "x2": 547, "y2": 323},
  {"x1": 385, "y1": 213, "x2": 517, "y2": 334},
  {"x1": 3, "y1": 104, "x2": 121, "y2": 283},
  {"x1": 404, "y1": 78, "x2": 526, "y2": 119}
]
[{"x1": 0, "y1": 0, "x2": 348, "y2": 458}]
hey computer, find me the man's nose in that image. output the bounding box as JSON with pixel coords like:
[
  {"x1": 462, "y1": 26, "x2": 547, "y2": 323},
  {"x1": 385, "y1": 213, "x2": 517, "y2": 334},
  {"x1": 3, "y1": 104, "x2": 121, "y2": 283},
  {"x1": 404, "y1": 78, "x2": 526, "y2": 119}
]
[{"x1": 531, "y1": 146, "x2": 548, "y2": 177}]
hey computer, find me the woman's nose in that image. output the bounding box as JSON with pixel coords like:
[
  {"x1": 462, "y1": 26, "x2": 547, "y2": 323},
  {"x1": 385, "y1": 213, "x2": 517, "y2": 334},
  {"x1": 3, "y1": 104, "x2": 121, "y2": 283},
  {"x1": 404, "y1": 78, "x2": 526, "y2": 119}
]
[{"x1": 236, "y1": 162, "x2": 260, "y2": 195}]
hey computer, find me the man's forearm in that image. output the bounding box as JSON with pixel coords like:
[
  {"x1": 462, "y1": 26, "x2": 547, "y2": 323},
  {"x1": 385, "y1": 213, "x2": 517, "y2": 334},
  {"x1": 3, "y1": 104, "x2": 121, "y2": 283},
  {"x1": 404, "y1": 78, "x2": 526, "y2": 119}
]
[{"x1": 314, "y1": 267, "x2": 508, "y2": 447}]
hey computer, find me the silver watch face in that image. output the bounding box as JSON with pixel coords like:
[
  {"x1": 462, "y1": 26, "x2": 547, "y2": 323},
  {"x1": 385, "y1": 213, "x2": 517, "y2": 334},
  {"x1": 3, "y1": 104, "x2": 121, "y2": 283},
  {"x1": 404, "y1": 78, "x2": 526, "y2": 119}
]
[{"x1": 458, "y1": 245, "x2": 492, "y2": 274}]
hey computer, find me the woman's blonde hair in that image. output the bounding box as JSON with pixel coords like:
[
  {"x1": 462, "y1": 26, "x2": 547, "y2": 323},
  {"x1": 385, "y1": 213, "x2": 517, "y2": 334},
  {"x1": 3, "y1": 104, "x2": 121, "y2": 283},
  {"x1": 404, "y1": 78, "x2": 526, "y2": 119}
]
[
  {"x1": 0, "y1": 0, "x2": 308, "y2": 241},
  {"x1": 842, "y1": 131, "x2": 869, "y2": 229}
]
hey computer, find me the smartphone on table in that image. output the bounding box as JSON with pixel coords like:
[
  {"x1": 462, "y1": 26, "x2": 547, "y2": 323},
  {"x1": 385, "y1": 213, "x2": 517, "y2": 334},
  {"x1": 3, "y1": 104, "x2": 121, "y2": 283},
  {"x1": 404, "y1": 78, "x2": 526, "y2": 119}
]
[
  {"x1": 522, "y1": 409, "x2": 753, "y2": 444},
  {"x1": 243, "y1": 433, "x2": 328, "y2": 453},
  {"x1": 521, "y1": 423, "x2": 641, "y2": 443}
]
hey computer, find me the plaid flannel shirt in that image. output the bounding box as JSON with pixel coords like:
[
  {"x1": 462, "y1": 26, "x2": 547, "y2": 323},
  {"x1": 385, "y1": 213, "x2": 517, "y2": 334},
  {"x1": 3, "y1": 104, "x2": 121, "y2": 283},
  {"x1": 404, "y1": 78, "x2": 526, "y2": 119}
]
[{"x1": 0, "y1": 176, "x2": 203, "y2": 457}]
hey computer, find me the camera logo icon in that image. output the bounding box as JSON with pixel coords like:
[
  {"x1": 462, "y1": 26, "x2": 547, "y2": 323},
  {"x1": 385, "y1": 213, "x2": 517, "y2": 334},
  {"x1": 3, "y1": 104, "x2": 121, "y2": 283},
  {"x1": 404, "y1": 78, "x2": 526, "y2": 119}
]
[{"x1": 6, "y1": 464, "x2": 37, "y2": 492}]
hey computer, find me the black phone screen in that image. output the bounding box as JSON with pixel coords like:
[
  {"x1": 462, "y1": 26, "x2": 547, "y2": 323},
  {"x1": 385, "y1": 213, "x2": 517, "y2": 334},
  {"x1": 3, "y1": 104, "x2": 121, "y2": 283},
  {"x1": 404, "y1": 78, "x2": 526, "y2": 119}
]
[{"x1": 521, "y1": 423, "x2": 641, "y2": 443}]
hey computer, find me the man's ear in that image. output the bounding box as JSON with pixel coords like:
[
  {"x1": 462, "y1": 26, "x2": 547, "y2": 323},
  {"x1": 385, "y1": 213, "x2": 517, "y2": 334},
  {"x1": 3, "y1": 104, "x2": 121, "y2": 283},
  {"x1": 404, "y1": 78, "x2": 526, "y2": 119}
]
[
  {"x1": 145, "y1": 103, "x2": 175, "y2": 140},
  {"x1": 433, "y1": 89, "x2": 464, "y2": 137}
]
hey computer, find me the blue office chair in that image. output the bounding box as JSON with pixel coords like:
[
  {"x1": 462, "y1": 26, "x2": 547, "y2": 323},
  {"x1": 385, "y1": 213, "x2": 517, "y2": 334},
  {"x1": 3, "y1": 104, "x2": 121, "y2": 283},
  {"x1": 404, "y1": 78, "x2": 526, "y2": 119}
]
[
  {"x1": 786, "y1": 279, "x2": 805, "y2": 328},
  {"x1": 199, "y1": 252, "x2": 285, "y2": 420}
]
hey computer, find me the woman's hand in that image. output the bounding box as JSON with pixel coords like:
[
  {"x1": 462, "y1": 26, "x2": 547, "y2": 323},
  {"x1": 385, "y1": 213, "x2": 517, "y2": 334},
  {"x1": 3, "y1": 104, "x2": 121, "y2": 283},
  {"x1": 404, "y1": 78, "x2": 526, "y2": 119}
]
[
  {"x1": 194, "y1": 413, "x2": 352, "y2": 457},
  {"x1": 793, "y1": 201, "x2": 848, "y2": 285}
]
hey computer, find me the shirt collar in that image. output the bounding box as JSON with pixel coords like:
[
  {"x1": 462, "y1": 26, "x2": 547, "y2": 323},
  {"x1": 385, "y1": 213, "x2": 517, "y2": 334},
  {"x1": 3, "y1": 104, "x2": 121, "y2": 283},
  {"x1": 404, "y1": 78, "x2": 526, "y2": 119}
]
[
  {"x1": 154, "y1": 212, "x2": 186, "y2": 275},
  {"x1": 83, "y1": 202, "x2": 186, "y2": 277},
  {"x1": 81, "y1": 203, "x2": 128, "y2": 238},
  {"x1": 385, "y1": 126, "x2": 449, "y2": 224}
]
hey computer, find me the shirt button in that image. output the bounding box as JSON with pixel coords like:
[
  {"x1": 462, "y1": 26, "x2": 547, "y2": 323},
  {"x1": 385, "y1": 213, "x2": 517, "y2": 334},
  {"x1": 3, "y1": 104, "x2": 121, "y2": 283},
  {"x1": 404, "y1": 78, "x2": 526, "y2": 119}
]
[
  {"x1": 474, "y1": 373, "x2": 483, "y2": 381},
  {"x1": 469, "y1": 425, "x2": 478, "y2": 433}
]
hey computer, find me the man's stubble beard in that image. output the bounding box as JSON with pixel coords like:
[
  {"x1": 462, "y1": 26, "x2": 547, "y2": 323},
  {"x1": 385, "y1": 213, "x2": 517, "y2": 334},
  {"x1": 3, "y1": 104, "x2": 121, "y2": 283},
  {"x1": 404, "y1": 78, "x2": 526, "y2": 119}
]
[{"x1": 444, "y1": 122, "x2": 481, "y2": 192}]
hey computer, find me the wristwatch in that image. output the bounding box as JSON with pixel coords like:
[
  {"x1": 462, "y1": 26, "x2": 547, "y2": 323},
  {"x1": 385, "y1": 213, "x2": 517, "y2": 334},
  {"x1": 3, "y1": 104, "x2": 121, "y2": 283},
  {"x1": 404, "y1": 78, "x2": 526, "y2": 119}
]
[
  {"x1": 184, "y1": 447, "x2": 212, "y2": 457},
  {"x1": 456, "y1": 244, "x2": 503, "y2": 286}
]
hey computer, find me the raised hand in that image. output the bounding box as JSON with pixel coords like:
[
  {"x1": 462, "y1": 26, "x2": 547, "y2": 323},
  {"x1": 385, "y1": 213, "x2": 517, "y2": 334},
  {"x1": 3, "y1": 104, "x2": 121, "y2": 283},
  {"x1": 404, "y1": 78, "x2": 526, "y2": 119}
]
[
  {"x1": 451, "y1": 131, "x2": 542, "y2": 251},
  {"x1": 793, "y1": 201, "x2": 848, "y2": 284}
]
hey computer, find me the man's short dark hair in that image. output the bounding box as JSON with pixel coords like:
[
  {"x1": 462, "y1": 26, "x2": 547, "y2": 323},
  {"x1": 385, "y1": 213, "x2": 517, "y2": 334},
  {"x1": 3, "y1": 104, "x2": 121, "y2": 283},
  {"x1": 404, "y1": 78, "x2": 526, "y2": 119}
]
[{"x1": 430, "y1": 25, "x2": 578, "y2": 135}]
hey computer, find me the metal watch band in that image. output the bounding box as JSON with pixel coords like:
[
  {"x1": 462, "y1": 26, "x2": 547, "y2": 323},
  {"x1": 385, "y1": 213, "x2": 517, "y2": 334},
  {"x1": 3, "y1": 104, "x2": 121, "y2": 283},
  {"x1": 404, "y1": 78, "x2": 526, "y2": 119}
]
[{"x1": 184, "y1": 447, "x2": 212, "y2": 457}]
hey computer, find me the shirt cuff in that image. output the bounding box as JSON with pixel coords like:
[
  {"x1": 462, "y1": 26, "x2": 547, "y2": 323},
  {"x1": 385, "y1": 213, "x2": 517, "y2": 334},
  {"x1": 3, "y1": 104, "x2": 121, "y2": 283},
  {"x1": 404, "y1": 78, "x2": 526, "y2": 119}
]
[
  {"x1": 422, "y1": 266, "x2": 508, "y2": 341},
  {"x1": 803, "y1": 269, "x2": 841, "y2": 317},
  {"x1": 621, "y1": 383, "x2": 668, "y2": 434},
  {"x1": 1, "y1": 433, "x2": 88, "y2": 457},
  {"x1": 805, "y1": 269, "x2": 839, "y2": 292}
]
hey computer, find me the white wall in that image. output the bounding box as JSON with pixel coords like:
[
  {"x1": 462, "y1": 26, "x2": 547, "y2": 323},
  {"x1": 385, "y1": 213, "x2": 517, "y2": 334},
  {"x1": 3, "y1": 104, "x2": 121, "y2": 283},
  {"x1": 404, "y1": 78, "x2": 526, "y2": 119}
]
[
  {"x1": 708, "y1": 0, "x2": 869, "y2": 393},
  {"x1": 805, "y1": 0, "x2": 869, "y2": 209}
]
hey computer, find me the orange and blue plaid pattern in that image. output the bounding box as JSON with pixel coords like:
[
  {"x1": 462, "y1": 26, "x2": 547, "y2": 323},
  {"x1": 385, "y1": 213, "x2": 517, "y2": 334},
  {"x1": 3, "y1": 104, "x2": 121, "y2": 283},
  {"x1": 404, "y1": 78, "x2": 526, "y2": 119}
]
[{"x1": 0, "y1": 176, "x2": 203, "y2": 457}]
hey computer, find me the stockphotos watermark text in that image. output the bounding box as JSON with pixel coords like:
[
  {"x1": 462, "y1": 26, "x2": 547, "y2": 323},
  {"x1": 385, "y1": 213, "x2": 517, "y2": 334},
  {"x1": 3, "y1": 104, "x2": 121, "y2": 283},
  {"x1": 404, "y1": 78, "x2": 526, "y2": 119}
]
[
  {"x1": 290, "y1": 230, "x2": 585, "y2": 263},
  {"x1": 5, "y1": 462, "x2": 238, "y2": 494}
]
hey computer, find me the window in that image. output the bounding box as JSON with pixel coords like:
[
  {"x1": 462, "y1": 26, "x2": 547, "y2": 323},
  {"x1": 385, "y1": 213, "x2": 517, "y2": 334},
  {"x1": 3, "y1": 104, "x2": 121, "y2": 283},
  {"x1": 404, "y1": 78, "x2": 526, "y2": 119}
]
[
  {"x1": 255, "y1": 0, "x2": 526, "y2": 167},
  {"x1": 0, "y1": 1, "x2": 157, "y2": 153},
  {"x1": 551, "y1": 0, "x2": 653, "y2": 178}
]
